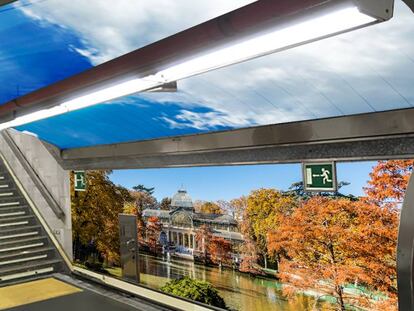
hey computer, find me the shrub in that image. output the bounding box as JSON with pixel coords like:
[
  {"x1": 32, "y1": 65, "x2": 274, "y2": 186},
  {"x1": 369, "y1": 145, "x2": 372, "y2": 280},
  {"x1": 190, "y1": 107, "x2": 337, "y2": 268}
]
[{"x1": 161, "y1": 276, "x2": 227, "y2": 309}]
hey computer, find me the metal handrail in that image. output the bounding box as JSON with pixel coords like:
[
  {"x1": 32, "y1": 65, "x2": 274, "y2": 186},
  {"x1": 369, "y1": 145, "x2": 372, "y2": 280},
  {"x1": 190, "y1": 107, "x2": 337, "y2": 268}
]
[{"x1": 1, "y1": 130, "x2": 65, "y2": 219}]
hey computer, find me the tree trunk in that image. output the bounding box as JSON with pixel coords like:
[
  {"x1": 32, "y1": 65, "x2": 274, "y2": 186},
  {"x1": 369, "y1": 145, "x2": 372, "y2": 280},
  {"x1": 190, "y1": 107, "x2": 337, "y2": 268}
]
[
  {"x1": 336, "y1": 285, "x2": 346, "y2": 311},
  {"x1": 264, "y1": 255, "x2": 268, "y2": 269}
]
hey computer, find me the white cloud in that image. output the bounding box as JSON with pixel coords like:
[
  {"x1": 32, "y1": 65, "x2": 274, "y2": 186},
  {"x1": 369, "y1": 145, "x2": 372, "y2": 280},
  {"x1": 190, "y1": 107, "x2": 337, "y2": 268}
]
[
  {"x1": 19, "y1": 0, "x2": 254, "y2": 65},
  {"x1": 17, "y1": 0, "x2": 414, "y2": 131}
]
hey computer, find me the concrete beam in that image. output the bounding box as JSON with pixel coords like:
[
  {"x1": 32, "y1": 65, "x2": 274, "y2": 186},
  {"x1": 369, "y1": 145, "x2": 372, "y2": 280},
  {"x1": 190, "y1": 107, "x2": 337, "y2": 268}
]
[
  {"x1": 59, "y1": 135, "x2": 414, "y2": 170},
  {"x1": 57, "y1": 108, "x2": 414, "y2": 170}
]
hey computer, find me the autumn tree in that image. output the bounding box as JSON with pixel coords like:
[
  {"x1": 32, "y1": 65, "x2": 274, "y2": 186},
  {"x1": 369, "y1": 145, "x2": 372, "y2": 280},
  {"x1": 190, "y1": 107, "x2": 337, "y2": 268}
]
[
  {"x1": 365, "y1": 160, "x2": 414, "y2": 206},
  {"x1": 146, "y1": 216, "x2": 162, "y2": 253},
  {"x1": 238, "y1": 239, "x2": 265, "y2": 275},
  {"x1": 194, "y1": 201, "x2": 223, "y2": 214},
  {"x1": 243, "y1": 188, "x2": 297, "y2": 269},
  {"x1": 268, "y1": 196, "x2": 398, "y2": 310},
  {"x1": 195, "y1": 224, "x2": 213, "y2": 262},
  {"x1": 124, "y1": 190, "x2": 157, "y2": 244},
  {"x1": 228, "y1": 196, "x2": 248, "y2": 223},
  {"x1": 209, "y1": 237, "x2": 232, "y2": 267},
  {"x1": 71, "y1": 170, "x2": 132, "y2": 265},
  {"x1": 160, "y1": 197, "x2": 172, "y2": 210},
  {"x1": 131, "y1": 189, "x2": 157, "y2": 211},
  {"x1": 123, "y1": 201, "x2": 145, "y2": 245}
]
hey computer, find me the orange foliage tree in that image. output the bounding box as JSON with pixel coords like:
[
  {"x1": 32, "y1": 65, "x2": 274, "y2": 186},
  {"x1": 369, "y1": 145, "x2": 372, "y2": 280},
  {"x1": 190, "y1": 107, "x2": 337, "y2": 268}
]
[
  {"x1": 209, "y1": 237, "x2": 232, "y2": 267},
  {"x1": 195, "y1": 225, "x2": 232, "y2": 266},
  {"x1": 268, "y1": 196, "x2": 398, "y2": 311},
  {"x1": 365, "y1": 160, "x2": 414, "y2": 206},
  {"x1": 146, "y1": 216, "x2": 162, "y2": 253},
  {"x1": 239, "y1": 239, "x2": 265, "y2": 275},
  {"x1": 195, "y1": 224, "x2": 213, "y2": 262}
]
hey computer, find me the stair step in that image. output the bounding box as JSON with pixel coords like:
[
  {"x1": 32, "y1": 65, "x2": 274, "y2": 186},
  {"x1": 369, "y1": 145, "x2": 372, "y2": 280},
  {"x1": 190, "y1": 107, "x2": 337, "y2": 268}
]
[
  {"x1": 0, "y1": 259, "x2": 61, "y2": 277},
  {"x1": 0, "y1": 231, "x2": 39, "y2": 241},
  {"x1": 0, "y1": 236, "x2": 47, "y2": 248},
  {"x1": 0, "y1": 198, "x2": 24, "y2": 205},
  {"x1": 0, "y1": 224, "x2": 40, "y2": 233},
  {"x1": 0, "y1": 266, "x2": 55, "y2": 283},
  {"x1": 0, "y1": 254, "x2": 49, "y2": 266},
  {"x1": 0, "y1": 202, "x2": 20, "y2": 208},
  {"x1": 0, "y1": 159, "x2": 65, "y2": 284},
  {"x1": 0, "y1": 205, "x2": 29, "y2": 214},
  {"x1": 0, "y1": 215, "x2": 34, "y2": 224},
  {"x1": 0, "y1": 225, "x2": 41, "y2": 239},
  {"x1": 0, "y1": 246, "x2": 54, "y2": 260},
  {"x1": 0, "y1": 237, "x2": 48, "y2": 253},
  {"x1": 0, "y1": 221, "x2": 29, "y2": 228},
  {"x1": 0, "y1": 242, "x2": 46, "y2": 254},
  {"x1": 0, "y1": 211, "x2": 26, "y2": 218}
]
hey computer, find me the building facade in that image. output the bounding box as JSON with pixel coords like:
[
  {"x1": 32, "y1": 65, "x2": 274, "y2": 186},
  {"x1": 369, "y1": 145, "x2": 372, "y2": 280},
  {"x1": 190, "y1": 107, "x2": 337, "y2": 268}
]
[{"x1": 142, "y1": 189, "x2": 243, "y2": 259}]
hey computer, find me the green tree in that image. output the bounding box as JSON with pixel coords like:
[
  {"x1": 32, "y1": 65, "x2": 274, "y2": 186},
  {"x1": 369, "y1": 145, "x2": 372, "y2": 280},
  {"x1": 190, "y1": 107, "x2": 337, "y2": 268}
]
[
  {"x1": 284, "y1": 181, "x2": 353, "y2": 199},
  {"x1": 133, "y1": 184, "x2": 155, "y2": 195},
  {"x1": 161, "y1": 277, "x2": 227, "y2": 309}
]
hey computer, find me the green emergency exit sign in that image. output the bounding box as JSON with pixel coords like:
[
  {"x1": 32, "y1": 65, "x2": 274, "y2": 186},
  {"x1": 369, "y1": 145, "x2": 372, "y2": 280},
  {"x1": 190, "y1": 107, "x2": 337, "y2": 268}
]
[
  {"x1": 74, "y1": 171, "x2": 86, "y2": 191},
  {"x1": 303, "y1": 162, "x2": 337, "y2": 192}
]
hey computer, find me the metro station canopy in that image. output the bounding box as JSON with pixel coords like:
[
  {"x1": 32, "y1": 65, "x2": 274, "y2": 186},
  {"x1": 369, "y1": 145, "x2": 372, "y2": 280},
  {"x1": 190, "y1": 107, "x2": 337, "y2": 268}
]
[{"x1": 0, "y1": 0, "x2": 413, "y2": 153}]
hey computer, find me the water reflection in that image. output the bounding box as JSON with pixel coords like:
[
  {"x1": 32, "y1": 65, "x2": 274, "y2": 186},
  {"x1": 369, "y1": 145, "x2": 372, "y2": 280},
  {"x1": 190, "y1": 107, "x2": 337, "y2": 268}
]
[{"x1": 138, "y1": 253, "x2": 331, "y2": 311}]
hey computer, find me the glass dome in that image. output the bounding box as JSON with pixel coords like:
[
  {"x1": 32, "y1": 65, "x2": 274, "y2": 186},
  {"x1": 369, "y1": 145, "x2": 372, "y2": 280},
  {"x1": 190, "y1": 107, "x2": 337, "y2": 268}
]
[{"x1": 171, "y1": 189, "x2": 193, "y2": 210}]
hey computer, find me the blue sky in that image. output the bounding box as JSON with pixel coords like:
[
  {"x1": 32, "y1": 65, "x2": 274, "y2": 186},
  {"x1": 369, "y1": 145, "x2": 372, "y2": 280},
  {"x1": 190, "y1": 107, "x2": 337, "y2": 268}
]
[
  {"x1": 109, "y1": 161, "x2": 376, "y2": 202},
  {"x1": 0, "y1": 2, "x2": 411, "y2": 202},
  {"x1": 2, "y1": 0, "x2": 414, "y2": 149}
]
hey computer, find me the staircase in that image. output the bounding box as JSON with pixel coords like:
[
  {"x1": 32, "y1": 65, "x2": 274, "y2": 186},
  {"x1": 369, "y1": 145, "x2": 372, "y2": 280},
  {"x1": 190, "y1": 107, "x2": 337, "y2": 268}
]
[{"x1": 0, "y1": 159, "x2": 65, "y2": 286}]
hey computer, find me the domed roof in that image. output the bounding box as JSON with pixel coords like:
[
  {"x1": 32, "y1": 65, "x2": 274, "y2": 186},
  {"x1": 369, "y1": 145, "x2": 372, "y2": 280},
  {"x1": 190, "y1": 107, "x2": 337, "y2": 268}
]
[{"x1": 171, "y1": 188, "x2": 193, "y2": 209}]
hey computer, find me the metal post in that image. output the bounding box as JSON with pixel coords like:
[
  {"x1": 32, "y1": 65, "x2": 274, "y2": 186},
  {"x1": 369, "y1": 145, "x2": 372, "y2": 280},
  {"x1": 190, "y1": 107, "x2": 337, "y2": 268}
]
[
  {"x1": 397, "y1": 174, "x2": 414, "y2": 310},
  {"x1": 119, "y1": 214, "x2": 140, "y2": 283}
]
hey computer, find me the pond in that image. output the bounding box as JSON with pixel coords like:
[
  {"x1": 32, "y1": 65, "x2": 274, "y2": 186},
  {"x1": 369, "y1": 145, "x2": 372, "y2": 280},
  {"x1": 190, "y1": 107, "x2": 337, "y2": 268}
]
[{"x1": 135, "y1": 253, "x2": 332, "y2": 311}]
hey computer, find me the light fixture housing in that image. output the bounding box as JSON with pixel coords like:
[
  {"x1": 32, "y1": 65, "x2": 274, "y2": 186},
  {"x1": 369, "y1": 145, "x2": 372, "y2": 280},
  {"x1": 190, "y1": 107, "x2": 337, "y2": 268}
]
[{"x1": 0, "y1": 0, "x2": 394, "y2": 130}]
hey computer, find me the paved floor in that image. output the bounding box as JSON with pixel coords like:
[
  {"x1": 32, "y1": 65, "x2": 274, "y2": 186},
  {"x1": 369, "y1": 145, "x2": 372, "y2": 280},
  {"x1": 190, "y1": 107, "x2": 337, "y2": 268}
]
[{"x1": 1, "y1": 275, "x2": 175, "y2": 311}]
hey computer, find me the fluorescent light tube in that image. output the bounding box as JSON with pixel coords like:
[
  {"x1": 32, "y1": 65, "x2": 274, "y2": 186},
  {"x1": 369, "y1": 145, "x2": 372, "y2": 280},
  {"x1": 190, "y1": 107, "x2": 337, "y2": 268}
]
[
  {"x1": 157, "y1": 7, "x2": 376, "y2": 82},
  {"x1": 0, "y1": 77, "x2": 164, "y2": 129},
  {"x1": 0, "y1": 4, "x2": 378, "y2": 130}
]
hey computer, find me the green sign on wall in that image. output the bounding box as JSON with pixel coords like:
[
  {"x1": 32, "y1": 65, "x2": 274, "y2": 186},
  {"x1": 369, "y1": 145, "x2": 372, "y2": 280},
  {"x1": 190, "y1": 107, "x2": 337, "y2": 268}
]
[
  {"x1": 74, "y1": 171, "x2": 86, "y2": 191},
  {"x1": 303, "y1": 162, "x2": 337, "y2": 192}
]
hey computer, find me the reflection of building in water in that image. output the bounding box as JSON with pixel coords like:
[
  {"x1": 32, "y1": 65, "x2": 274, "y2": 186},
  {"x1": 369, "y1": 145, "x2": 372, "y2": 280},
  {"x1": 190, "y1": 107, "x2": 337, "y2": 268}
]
[{"x1": 142, "y1": 188, "x2": 243, "y2": 259}]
